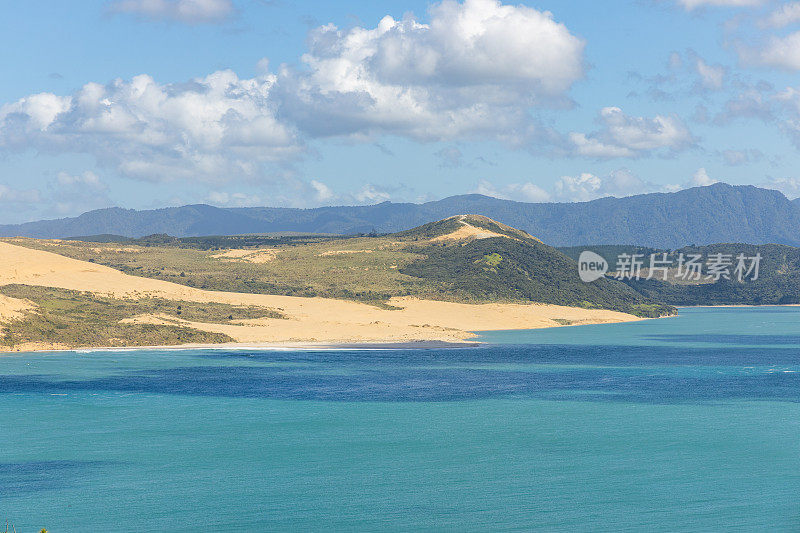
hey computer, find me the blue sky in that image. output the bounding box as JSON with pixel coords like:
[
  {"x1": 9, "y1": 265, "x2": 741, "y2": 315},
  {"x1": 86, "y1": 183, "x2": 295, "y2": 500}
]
[{"x1": 2, "y1": 0, "x2": 800, "y2": 222}]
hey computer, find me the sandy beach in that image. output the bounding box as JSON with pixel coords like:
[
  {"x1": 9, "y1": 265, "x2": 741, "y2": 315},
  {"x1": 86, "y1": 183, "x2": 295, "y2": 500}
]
[{"x1": 0, "y1": 241, "x2": 644, "y2": 352}]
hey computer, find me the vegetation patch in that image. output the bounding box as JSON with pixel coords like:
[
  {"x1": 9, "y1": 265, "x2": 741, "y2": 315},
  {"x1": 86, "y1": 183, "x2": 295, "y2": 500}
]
[
  {"x1": 0, "y1": 285, "x2": 285, "y2": 349},
  {"x1": 480, "y1": 253, "x2": 503, "y2": 268}
]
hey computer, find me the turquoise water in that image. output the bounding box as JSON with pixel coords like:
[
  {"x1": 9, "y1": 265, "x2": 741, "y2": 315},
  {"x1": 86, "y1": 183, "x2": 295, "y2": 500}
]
[{"x1": 2, "y1": 307, "x2": 800, "y2": 531}]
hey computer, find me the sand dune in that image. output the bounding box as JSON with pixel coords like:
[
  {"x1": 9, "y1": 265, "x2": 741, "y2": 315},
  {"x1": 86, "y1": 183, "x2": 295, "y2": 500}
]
[
  {"x1": 430, "y1": 215, "x2": 542, "y2": 244},
  {"x1": 0, "y1": 241, "x2": 641, "y2": 348},
  {"x1": 0, "y1": 294, "x2": 34, "y2": 322},
  {"x1": 211, "y1": 248, "x2": 279, "y2": 263}
]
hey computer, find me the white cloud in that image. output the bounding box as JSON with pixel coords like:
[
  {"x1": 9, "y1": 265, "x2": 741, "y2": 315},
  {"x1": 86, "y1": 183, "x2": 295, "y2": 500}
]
[
  {"x1": 570, "y1": 107, "x2": 693, "y2": 158},
  {"x1": 310, "y1": 180, "x2": 334, "y2": 202},
  {"x1": 0, "y1": 70, "x2": 302, "y2": 183},
  {"x1": 477, "y1": 168, "x2": 654, "y2": 203},
  {"x1": 356, "y1": 184, "x2": 392, "y2": 203},
  {"x1": 770, "y1": 86, "x2": 800, "y2": 145},
  {"x1": 553, "y1": 173, "x2": 603, "y2": 201},
  {"x1": 677, "y1": 0, "x2": 764, "y2": 10},
  {"x1": 744, "y1": 31, "x2": 800, "y2": 70},
  {"x1": 759, "y1": 2, "x2": 800, "y2": 28},
  {"x1": 553, "y1": 168, "x2": 655, "y2": 201},
  {"x1": 0, "y1": 184, "x2": 41, "y2": 204},
  {"x1": 761, "y1": 177, "x2": 800, "y2": 198},
  {"x1": 569, "y1": 133, "x2": 636, "y2": 158},
  {"x1": 108, "y1": 0, "x2": 233, "y2": 24},
  {"x1": 279, "y1": 0, "x2": 584, "y2": 142},
  {"x1": 47, "y1": 170, "x2": 113, "y2": 215},
  {"x1": 515, "y1": 182, "x2": 552, "y2": 202},
  {"x1": 689, "y1": 167, "x2": 718, "y2": 186},
  {"x1": 56, "y1": 170, "x2": 105, "y2": 189},
  {"x1": 695, "y1": 57, "x2": 725, "y2": 89},
  {"x1": 206, "y1": 191, "x2": 262, "y2": 207},
  {"x1": 0, "y1": 1, "x2": 588, "y2": 186},
  {"x1": 474, "y1": 180, "x2": 551, "y2": 202}
]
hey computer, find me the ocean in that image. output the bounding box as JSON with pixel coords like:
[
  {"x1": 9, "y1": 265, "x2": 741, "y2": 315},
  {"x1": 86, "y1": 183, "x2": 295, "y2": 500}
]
[{"x1": 2, "y1": 307, "x2": 800, "y2": 531}]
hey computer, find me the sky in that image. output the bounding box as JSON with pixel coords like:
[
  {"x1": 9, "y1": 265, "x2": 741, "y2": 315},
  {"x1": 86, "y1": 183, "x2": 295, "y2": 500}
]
[{"x1": 2, "y1": 0, "x2": 800, "y2": 223}]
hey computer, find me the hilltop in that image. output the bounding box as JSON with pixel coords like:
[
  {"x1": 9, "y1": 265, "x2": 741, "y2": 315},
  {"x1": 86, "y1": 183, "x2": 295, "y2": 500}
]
[
  {"x1": 0, "y1": 215, "x2": 674, "y2": 352},
  {"x1": 2, "y1": 183, "x2": 800, "y2": 249}
]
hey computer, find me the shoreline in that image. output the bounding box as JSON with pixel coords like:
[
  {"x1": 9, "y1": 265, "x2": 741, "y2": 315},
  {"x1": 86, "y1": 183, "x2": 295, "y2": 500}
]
[
  {"x1": 8, "y1": 305, "x2": 796, "y2": 355},
  {"x1": 1, "y1": 339, "x2": 484, "y2": 356},
  {"x1": 0, "y1": 316, "x2": 662, "y2": 356}
]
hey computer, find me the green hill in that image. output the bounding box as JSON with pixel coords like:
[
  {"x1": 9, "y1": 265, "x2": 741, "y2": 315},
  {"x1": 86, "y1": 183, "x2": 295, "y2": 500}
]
[
  {"x1": 397, "y1": 216, "x2": 672, "y2": 317},
  {"x1": 560, "y1": 243, "x2": 800, "y2": 306},
  {"x1": 3, "y1": 215, "x2": 676, "y2": 318}
]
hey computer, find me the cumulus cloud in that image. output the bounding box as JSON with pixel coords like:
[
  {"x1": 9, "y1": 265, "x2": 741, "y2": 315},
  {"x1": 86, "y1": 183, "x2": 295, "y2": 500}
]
[
  {"x1": 474, "y1": 180, "x2": 551, "y2": 202},
  {"x1": 50, "y1": 171, "x2": 113, "y2": 214},
  {"x1": 677, "y1": 0, "x2": 764, "y2": 10},
  {"x1": 356, "y1": 184, "x2": 392, "y2": 203},
  {"x1": 742, "y1": 31, "x2": 800, "y2": 70},
  {"x1": 695, "y1": 57, "x2": 725, "y2": 90},
  {"x1": 553, "y1": 173, "x2": 602, "y2": 201},
  {"x1": 761, "y1": 177, "x2": 800, "y2": 198},
  {"x1": 0, "y1": 70, "x2": 301, "y2": 183},
  {"x1": 553, "y1": 168, "x2": 656, "y2": 201},
  {"x1": 769, "y1": 86, "x2": 800, "y2": 144},
  {"x1": 689, "y1": 167, "x2": 719, "y2": 186},
  {"x1": 206, "y1": 191, "x2": 263, "y2": 207},
  {"x1": 0, "y1": 184, "x2": 41, "y2": 204},
  {"x1": 759, "y1": 2, "x2": 800, "y2": 28},
  {"x1": 310, "y1": 180, "x2": 334, "y2": 202},
  {"x1": 279, "y1": 0, "x2": 585, "y2": 142},
  {"x1": 628, "y1": 50, "x2": 727, "y2": 102},
  {"x1": 708, "y1": 81, "x2": 800, "y2": 149},
  {"x1": 476, "y1": 169, "x2": 658, "y2": 203},
  {"x1": 0, "y1": 0, "x2": 588, "y2": 187},
  {"x1": 570, "y1": 107, "x2": 693, "y2": 158},
  {"x1": 108, "y1": 0, "x2": 234, "y2": 24},
  {"x1": 56, "y1": 170, "x2": 106, "y2": 189}
]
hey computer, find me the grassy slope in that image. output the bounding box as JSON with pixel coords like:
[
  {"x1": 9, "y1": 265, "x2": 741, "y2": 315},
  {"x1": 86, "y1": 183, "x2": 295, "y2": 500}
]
[
  {"x1": 0, "y1": 285, "x2": 285, "y2": 349},
  {"x1": 1, "y1": 215, "x2": 675, "y2": 317}
]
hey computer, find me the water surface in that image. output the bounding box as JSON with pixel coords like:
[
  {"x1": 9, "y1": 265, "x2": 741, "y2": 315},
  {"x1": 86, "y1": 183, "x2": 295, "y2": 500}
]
[{"x1": 2, "y1": 307, "x2": 799, "y2": 531}]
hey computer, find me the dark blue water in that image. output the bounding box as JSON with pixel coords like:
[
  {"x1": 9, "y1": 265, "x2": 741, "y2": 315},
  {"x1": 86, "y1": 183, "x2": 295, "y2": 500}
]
[{"x1": 1, "y1": 307, "x2": 800, "y2": 531}]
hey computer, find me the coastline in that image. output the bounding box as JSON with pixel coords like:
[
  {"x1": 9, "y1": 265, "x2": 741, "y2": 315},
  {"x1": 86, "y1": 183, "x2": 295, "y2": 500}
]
[
  {"x1": 0, "y1": 313, "x2": 663, "y2": 355},
  {"x1": 0, "y1": 240, "x2": 652, "y2": 355},
  {"x1": 0, "y1": 339, "x2": 483, "y2": 356}
]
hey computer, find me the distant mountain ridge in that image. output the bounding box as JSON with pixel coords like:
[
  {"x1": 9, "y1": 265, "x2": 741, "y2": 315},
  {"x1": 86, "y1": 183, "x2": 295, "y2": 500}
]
[{"x1": 3, "y1": 183, "x2": 800, "y2": 248}]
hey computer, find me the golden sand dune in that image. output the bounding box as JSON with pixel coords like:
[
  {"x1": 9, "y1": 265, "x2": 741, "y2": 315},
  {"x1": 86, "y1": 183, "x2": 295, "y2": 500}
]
[
  {"x1": 430, "y1": 215, "x2": 541, "y2": 244},
  {"x1": 0, "y1": 294, "x2": 34, "y2": 322},
  {"x1": 0, "y1": 241, "x2": 640, "y2": 349}
]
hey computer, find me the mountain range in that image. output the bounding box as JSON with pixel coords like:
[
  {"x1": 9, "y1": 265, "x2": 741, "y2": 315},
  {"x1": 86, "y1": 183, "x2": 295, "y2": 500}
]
[{"x1": 2, "y1": 182, "x2": 799, "y2": 249}]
